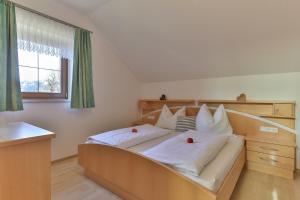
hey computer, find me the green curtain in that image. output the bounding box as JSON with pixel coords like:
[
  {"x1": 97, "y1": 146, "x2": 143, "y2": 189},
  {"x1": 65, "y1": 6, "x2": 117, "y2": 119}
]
[
  {"x1": 71, "y1": 28, "x2": 95, "y2": 108},
  {"x1": 0, "y1": 0, "x2": 23, "y2": 111}
]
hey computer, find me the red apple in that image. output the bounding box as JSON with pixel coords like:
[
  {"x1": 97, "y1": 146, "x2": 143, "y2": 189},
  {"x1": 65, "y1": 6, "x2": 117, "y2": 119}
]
[
  {"x1": 132, "y1": 128, "x2": 138, "y2": 133},
  {"x1": 187, "y1": 137, "x2": 194, "y2": 143}
]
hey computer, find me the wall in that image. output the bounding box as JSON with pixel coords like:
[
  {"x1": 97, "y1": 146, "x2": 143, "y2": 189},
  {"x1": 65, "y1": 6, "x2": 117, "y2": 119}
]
[
  {"x1": 141, "y1": 72, "x2": 300, "y2": 169},
  {"x1": 0, "y1": 0, "x2": 140, "y2": 160}
]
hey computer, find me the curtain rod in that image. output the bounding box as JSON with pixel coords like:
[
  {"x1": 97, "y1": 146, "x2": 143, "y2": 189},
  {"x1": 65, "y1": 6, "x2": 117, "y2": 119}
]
[{"x1": 10, "y1": 1, "x2": 93, "y2": 34}]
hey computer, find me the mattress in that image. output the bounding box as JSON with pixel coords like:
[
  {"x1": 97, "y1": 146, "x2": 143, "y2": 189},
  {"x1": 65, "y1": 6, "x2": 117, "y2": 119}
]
[{"x1": 129, "y1": 133, "x2": 244, "y2": 192}]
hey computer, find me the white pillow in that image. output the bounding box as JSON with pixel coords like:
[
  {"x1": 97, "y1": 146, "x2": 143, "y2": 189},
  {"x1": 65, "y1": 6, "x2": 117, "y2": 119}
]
[
  {"x1": 156, "y1": 105, "x2": 186, "y2": 130},
  {"x1": 196, "y1": 104, "x2": 233, "y2": 134}
]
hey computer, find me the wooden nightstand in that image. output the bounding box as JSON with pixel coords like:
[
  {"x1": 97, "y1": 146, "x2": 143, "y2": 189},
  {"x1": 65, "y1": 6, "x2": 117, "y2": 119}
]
[{"x1": 246, "y1": 136, "x2": 296, "y2": 179}]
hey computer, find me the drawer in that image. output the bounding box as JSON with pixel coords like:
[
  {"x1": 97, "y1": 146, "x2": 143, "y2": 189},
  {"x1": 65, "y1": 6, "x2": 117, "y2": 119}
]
[
  {"x1": 247, "y1": 161, "x2": 294, "y2": 179},
  {"x1": 247, "y1": 141, "x2": 295, "y2": 158},
  {"x1": 274, "y1": 103, "x2": 295, "y2": 117},
  {"x1": 247, "y1": 151, "x2": 294, "y2": 170}
]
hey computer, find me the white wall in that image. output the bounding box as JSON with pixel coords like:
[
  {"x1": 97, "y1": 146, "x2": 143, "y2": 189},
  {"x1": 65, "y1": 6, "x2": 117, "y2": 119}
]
[
  {"x1": 0, "y1": 0, "x2": 140, "y2": 160},
  {"x1": 141, "y1": 72, "x2": 300, "y2": 169}
]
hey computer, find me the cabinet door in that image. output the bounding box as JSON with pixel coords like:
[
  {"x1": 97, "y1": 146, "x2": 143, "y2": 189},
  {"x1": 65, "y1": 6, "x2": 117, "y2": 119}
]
[
  {"x1": 0, "y1": 140, "x2": 51, "y2": 200},
  {"x1": 274, "y1": 104, "x2": 295, "y2": 117}
]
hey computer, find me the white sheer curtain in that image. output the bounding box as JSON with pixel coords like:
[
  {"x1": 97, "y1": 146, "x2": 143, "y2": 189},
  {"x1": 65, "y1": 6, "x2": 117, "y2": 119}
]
[{"x1": 15, "y1": 7, "x2": 75, "y2": 59}]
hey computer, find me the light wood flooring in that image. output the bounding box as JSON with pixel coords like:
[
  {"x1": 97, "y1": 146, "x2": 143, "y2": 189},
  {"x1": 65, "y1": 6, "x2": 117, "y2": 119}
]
[{"x1": 52, "y1": 157, "x2": 300, "y2": 200}]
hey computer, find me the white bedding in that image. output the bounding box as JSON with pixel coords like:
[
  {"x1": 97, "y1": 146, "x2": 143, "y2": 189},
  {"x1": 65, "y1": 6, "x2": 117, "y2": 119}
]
[
  {"x1": 183, "y1": 135, "x2": 244, "y2": 192},
  {"x1": 142, "y1": 130, "x2": 229, "y2": 176},
  {"x1": 130, "y1": 133, "x2": 244, "y2": 192},
  {"x1": 87, "y1": 126, "x2": 244, "y2": 192},
  {"x1": 87, "y1": 124, "x2": 170, "y2": 148},
  {"x1": 129, "y1": 131, "x2": 182, "y2": 152}
]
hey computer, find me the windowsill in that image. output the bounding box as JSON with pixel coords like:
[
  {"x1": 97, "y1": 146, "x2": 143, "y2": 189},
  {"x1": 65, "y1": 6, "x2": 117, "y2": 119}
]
[{"x1": 23, "y1": 99, "x2": 70, "y2": 103}]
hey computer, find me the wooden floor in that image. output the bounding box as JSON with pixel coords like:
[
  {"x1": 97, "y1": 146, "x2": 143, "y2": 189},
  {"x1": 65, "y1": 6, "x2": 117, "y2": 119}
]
[{"x1": 52, "y1": 157, "x2": 300, "y2": 200}]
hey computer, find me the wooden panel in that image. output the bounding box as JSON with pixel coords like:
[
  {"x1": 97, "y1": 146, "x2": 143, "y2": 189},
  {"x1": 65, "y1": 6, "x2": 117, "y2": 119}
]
[
  {"x1": 186, "y1": 107, "x2": 200, "y2": 116},
  {"x1": 216, "y1": 148, "x2": 245, "y2": 200},
  {"x1": 200, "y1": 103, "x2": 273, "y2": 116},
  {"x1": 79, "y1": 144, "x2": 217, "y2": 200},
  {"x1": 247, "y1": 141, "x2": 295, "y2": 158},
  {"x1": 274, "y1": 103, "x2": 295, "y2": 117},
  {"x1": 0, "y1": 140, "x2": 51, "y2": 200},
  {"x1": 230, "y1": 113, "x2": 296, "y2": 144},
  {"x1": 139, "y1": 99, "x2": 195, "y2": 115},
  {"x1": 79, "y1": 144, "x2": 246, "y2": 200},
  {"x1": 247, "y1": 151, "x2": 294, "y2": 170},
  {"x1": 247, "y1": 161, "x2": 294, "y2": 179},
  {"x1": 260, "y1": 117, "x2": 295, "y2": 129}
]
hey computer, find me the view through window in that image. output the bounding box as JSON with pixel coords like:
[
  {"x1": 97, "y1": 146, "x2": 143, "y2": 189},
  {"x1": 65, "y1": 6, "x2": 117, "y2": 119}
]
[
  {"x1": 19, "y1": 49, "x2": 61, "y2": 93},
  {"x1": 18, "y1": 49, "x2": 68, "y2": 99}
]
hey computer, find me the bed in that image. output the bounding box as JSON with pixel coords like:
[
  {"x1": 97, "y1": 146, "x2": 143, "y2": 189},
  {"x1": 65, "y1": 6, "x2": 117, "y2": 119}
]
[
  {"x1": 78, "y1": 99, "x2": 296, "y2": 200},
  {"x1": 132, "y1": 131, "x2": 244, "y2": 193}
]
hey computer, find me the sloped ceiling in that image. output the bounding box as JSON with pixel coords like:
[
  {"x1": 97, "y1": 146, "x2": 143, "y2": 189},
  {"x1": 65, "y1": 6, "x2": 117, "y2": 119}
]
[{"x1": 58, "y1": 0, "x2": 300, "y2": 82}]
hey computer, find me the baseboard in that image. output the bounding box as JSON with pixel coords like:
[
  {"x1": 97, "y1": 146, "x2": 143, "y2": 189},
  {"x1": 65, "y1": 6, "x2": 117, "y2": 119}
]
[{"x1": 52, "y1": 154, "x2": 77, "y2": 163}]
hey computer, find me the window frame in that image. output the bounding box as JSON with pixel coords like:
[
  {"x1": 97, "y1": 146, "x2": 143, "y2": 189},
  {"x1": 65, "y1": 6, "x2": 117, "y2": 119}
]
[{"x1": 21, "y1": 58, "x2": 69, "y2": 99}]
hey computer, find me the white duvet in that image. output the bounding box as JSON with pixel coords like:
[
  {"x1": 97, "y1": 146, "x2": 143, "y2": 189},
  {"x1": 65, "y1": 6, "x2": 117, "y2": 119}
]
[
  {"x1": 143, "y1": 130, "x2": 229, "y2": 176},
  {"x1": 88, "y1": 124, "x2": 170, "y2": 148}
]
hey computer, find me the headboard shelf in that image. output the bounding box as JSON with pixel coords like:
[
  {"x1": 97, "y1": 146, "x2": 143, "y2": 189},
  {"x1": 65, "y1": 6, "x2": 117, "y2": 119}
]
[
  {"x1": 198, "y1": 99, "x2": 296, "y2": 105},
  {"x1": 139, "y1": 99, "x2": 196, "y2": 114},
  {"x1": 137, "y1": 98, "x2": 297, "y2": 130},
  {"x1": 139, "y1": 99, "x2": 195, "y2": 103},
  {"x1": 196, "y1": 99, "x2": 296, "y2": 128}
]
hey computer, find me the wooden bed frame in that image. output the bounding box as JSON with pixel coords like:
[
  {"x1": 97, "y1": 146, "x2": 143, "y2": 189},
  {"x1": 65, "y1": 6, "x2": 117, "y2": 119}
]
[{"x1": 79, "y1": 99, "x2": 296, "y2": 200}]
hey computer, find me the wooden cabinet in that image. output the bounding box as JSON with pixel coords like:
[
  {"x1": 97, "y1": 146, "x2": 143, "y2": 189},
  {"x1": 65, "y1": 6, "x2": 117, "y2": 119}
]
[
  {"x1": 246, "y1": 137, "x2": 295, "y2": 179},
  {"x1": 0, "y1": 122, "x2": 55, "y2": 200}
]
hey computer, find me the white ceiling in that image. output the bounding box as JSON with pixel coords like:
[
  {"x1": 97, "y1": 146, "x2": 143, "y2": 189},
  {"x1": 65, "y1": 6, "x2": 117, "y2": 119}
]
[
  {"x1": 59, "y1": 0, "x2": 111, "y2": 13},
  {"x1": 58, "y1": 0, "x2": 300, "y2": 82}
]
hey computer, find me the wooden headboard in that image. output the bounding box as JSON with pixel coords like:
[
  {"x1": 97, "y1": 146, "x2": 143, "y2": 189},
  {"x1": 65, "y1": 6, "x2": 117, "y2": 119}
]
[{"x1": 134, "y1": 99, "x2": 296, "y2": 147}]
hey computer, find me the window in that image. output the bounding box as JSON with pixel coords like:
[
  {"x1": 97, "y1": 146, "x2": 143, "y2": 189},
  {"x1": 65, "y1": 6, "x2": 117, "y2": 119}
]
[
  {"x1": 15, "y1": 7, "x2": 75, "y2": 99},
  {"x1": 19, "y1": 49, "x2": 68, "y2": 99}
]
